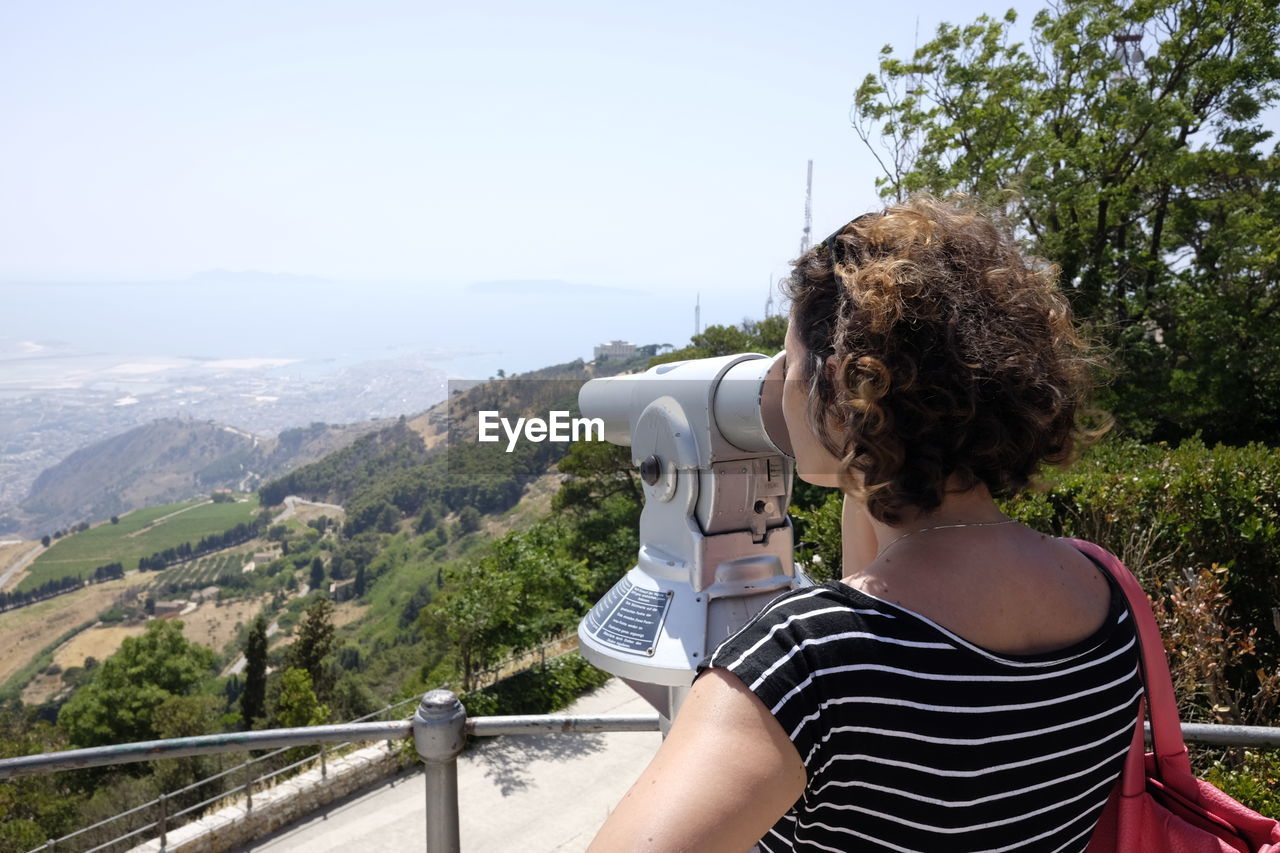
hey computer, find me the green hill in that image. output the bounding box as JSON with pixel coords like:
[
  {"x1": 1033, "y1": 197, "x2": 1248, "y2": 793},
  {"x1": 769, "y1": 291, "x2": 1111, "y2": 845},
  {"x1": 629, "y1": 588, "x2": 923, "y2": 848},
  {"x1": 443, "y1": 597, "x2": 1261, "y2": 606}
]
[{"x1": 19, "y1": 496, "x2": 261, "y2": 591}]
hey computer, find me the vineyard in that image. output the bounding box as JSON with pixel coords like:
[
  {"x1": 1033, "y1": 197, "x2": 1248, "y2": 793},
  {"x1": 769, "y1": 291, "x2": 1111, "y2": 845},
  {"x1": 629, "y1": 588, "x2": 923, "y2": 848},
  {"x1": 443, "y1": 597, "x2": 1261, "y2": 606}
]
[
  {"x1": 20, "y1": 497, "x2": 261, "y2": 591},
  {"x1": 149, "y1": 551, "x2": 257, "y2": 593}
]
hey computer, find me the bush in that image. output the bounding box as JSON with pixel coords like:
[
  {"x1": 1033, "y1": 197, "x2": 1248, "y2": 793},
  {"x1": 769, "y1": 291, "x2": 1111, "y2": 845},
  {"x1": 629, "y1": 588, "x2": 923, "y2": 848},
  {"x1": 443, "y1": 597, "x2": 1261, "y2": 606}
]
[
  {"x1": 458, "y1": 653, "x2": 611, "y2": 719},
  {"x1": 998, "y1": 438, "x2": 1280, "y2": 665},
  {"x1": 1203, "y1": 748, "x2": 1280, "y2": 820}
]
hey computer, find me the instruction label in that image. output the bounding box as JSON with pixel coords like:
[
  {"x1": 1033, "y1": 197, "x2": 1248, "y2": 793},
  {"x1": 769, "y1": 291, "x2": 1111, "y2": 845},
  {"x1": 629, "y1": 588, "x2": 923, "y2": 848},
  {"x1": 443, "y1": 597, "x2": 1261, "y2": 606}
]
[{"x1": 584, "y1": 578, "x2": 671, "y2": 656}]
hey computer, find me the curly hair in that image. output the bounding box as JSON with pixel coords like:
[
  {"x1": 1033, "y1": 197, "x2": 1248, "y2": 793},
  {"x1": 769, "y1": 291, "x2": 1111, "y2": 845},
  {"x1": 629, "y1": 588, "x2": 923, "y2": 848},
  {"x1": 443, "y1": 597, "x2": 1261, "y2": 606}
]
[{"x1": 783, "y1": 192, "x2": 1105, "y2": 525}]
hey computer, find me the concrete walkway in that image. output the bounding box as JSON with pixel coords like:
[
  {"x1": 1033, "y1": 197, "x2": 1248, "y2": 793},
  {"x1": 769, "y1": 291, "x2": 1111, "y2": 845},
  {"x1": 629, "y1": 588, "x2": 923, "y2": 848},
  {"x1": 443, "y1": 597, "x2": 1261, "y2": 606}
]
[{"x1": 233, "y1": 679, "x2": 661, "y2": 853}]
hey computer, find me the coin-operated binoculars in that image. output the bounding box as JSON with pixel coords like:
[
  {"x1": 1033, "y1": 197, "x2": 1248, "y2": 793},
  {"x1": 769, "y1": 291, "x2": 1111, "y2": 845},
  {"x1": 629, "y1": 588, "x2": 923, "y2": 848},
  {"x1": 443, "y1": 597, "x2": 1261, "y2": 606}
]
[{"x1": 576, "y1": 352, "x2": 810, "y2": 723}]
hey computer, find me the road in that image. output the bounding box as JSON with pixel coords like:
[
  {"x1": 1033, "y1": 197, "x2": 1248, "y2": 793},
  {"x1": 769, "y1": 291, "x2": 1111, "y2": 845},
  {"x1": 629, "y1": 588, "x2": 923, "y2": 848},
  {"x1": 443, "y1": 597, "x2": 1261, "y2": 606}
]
[
  {"x1": 232, "y1": 678, "x2": 662, "y2": 853},
  {"x1": 0, "y1": 542, "x2": 44, "y2": 591},
  {"x1": 277, "y1": 496, "x2": 345, "y2": 522},
  {"x1": 222, "y1": 619, "x2": 281, "y2": 676}
]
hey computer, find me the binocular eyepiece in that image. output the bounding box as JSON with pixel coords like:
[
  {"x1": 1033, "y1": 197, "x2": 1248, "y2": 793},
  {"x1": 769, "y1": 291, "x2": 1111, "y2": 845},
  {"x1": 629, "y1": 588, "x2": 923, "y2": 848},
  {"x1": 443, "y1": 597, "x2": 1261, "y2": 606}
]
[{"x1": 578, "y1": 351, "x2": 793, "y2": 460}]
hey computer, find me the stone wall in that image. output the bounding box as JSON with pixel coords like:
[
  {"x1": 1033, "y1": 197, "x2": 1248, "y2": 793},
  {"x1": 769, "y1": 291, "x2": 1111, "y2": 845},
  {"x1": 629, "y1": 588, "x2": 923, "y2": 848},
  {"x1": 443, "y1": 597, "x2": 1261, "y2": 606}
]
[{"x1": 127, "y1": 742, "x2": 409, "y2": 853}]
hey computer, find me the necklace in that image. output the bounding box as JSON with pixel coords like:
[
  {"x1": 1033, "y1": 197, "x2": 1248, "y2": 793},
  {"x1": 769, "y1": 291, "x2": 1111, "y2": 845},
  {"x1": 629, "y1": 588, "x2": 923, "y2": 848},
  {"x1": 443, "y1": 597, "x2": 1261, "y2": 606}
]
[{"x1": 875, "y1": 518, "x2": 1017, "y2": 559}]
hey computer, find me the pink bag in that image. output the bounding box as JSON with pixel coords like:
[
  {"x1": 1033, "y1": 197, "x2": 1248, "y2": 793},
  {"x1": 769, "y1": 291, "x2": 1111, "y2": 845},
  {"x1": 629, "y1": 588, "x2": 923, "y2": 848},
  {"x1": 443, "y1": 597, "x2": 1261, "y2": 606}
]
[{"x1": 1070, "y1": 539, "x2": 1280, "y2": 852}]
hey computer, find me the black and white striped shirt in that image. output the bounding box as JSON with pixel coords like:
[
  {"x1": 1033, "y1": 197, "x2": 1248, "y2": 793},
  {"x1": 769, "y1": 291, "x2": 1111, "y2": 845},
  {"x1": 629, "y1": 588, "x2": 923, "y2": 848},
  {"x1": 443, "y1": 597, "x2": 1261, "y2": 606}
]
[{"x1": 701, "y1": 551, "x2": 1141, "y2": 853}]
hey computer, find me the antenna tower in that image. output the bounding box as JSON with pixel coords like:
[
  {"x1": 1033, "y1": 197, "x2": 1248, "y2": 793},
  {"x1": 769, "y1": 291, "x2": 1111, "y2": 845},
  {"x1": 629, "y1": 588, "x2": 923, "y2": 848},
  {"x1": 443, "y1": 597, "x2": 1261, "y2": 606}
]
[{"x1": 799, "y1": 160, "x2": 813, "y2": 255}]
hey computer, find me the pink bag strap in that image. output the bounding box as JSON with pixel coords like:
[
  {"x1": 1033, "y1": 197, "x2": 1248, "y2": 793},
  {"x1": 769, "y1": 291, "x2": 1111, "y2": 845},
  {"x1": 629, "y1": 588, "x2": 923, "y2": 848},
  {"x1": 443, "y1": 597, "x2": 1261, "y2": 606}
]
[{"x1": 1065, "y1": 538, "x2": 1199, "y2": 802}]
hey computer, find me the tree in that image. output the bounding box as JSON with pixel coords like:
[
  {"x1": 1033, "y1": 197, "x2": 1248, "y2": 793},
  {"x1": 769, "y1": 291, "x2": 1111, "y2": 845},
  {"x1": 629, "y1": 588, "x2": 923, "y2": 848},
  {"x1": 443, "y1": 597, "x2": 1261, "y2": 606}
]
[
  {"x1": 240, "y1": 616, "x2": 269, "y2": 729},
  {"x1": 309, "y1": 557, "x2": 325, "y2": 591},
  {"x1": 110, "y1": 515, "x2": 119, "y2": 525},
  {"x1": 271, "y1": 668, "x2": 329, "y2": 727},
  {"x1": 40, "y1": 535, "x2": 50, "y2": 547},
  {"x1": 415, "y1": 504, "x2": 439, "y2": 535},
  {"x1": 648, "y1": 317, "x2": 786, "y2": 367},
  {"x1": 58, "y1": 620, "x2": 217, "y2": 748},
  {"x1": 419, "y1": 523, "x2": 584, "y2": 691},
  {"x1": 270, "y1": 668, "x2": 330, "y2": 765},
  {"x1": 287, "y1": 598, "x2": 334, "y2": 702},
  {"x1": 851, "y1": 0, "x2": 1280, "y2": 442},
  {"x1": 456, "y1": 506, "x2": 482, "y2": 535},
  {"x1": 0, "y1": 708, "x2": 79, "y2": 849}
]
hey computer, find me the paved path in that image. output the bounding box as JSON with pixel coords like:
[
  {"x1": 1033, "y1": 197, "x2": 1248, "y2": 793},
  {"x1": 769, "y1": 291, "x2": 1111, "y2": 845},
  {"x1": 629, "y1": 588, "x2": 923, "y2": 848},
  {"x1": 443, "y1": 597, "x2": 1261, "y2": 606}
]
[
  {"x1": 233, "y1": 679, "x2": 661, "y2": 853},
  {"x1": 0, "y1": 542, "x2": 44, "y2": 590},
  {"x1": 278, "y1": 496, "x2": 345, "y2": 522}
]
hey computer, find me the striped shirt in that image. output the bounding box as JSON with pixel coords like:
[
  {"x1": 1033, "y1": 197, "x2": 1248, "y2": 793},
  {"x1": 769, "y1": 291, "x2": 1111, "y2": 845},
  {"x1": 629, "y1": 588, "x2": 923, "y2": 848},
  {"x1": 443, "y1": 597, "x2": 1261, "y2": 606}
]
[{"x1": 700, "y1": 550, "x2": 1141, "y2": 853}]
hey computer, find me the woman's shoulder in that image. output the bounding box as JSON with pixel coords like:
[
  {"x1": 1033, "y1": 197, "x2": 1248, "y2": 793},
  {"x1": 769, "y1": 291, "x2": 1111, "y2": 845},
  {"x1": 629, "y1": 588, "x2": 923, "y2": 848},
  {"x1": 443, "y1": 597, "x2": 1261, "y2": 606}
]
[{"x1": 703, "y1": 581, "x2": 910, "y2": 675}]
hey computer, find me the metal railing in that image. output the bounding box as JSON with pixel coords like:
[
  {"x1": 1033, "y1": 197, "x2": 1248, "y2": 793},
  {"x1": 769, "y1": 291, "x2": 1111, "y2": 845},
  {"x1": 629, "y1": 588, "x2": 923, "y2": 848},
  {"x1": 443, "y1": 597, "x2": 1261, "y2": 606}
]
[
  {"x1": 14, "y1": 632, "x2": 585, "y2": 853},
  {"x1": 3, "y1": 693, "x2": 1278, "y2": 853},
  {"x1": 3, "y1": 689, "x2": 661, "y2": 853},
  {"x1": 12, "y1": 693, "x2": 425, "y2": 853}
]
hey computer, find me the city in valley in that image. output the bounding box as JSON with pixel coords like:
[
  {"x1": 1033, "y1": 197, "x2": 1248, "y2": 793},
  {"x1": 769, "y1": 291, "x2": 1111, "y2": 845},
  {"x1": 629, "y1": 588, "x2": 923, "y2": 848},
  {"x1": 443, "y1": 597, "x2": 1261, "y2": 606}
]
[{"x1": 0, "y1": 339, "x2": 450, "y2": 531}]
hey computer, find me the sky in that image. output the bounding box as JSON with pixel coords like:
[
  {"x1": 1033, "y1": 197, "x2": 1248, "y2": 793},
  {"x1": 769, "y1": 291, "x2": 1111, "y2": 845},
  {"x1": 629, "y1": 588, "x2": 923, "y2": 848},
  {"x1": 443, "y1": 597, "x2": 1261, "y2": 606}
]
[{"x1": 2, "y1": 0, "x2": 1275, "y2": 377}]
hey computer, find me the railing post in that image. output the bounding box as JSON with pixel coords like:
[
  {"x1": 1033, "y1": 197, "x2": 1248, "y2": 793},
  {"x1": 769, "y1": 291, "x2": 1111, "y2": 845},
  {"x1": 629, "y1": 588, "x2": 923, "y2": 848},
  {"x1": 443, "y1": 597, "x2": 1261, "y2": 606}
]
[
  {"x1": 412, "y1": 689, "x2": 465, "y2": 853},
  {"x1": 244, "y1": 761, "x2": 254, "y2": 812},
  {"x1": 158, "y1": 792, "x2": 167, "y2": 850}
]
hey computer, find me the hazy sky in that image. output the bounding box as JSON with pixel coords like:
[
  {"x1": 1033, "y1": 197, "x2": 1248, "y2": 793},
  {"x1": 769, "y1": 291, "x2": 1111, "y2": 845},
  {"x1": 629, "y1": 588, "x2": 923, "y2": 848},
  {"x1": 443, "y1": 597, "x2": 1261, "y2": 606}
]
[
  {"x1": 4, "y1": 0, "x2": 1069, "y2": 289},
  {"x1": 3, "y1": 1, "x2": 1275, "y2": 376}
]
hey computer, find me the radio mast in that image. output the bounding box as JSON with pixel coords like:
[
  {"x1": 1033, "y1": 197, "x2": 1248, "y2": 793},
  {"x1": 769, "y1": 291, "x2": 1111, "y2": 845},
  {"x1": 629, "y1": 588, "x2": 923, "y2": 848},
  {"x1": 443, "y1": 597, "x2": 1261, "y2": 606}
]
[{"x1": 799, "y1": 159, "x2": 813, "y2": 255}]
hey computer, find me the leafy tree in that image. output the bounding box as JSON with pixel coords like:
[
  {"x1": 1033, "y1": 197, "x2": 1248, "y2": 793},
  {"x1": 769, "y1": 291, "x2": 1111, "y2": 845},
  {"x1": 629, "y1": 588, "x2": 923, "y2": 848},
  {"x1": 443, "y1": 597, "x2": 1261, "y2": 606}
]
[
  {"x1": 457, "y1": 506, "x2": 482, "y2": 535},
  {"x1": 415, "y1": 503, "x2": 439, "y2": 535},
  {"x1": 270, "y1": 668, "x2": 330, "y2": 765},
  {"x1": 58, "y1": 620, "x2": 217, "y2": 748},
  {"x1": 287, "y1": 598, "x2": 335, "y2": 703},
  {"x1": 110, "y1": 515, "x2": 119, "y2": 525},
  {"x1": 240, "y1": 616, "x2": 269, "y2": 729},
  {"x1": 851, "y1": 0, "x2": 1280, "y2": 442},
  {"x1": 419, "y1": 523, "x2": 584, "y2": 691},
  {"x1": 648, "y1": 316, "x2": 786, "y2": 367},
  {"x1": 309, "y1": 557, "x2": 325, "y2": 591},
  {"x1": 40, "y1": 535, "x2": 50, "y2": 547},
  {"x1": 0, "y1": 708, "x2": 78, "y2": 849}
]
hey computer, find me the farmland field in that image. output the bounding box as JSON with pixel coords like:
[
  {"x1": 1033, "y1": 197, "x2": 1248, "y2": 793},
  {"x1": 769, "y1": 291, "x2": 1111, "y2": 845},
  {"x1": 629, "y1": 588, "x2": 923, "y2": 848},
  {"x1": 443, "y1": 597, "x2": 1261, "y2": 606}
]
[
  {"x1": 0, "y1": 575, "x2": 142, "y2": 688},
  {"x1": 20, "y1": 497, "x2": 262, "y2": 590}
]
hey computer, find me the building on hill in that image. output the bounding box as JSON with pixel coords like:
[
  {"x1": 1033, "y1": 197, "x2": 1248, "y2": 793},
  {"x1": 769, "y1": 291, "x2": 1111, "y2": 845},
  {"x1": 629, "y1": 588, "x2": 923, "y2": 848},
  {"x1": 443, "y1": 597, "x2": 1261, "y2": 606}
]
[
  {"x1": 329, "y1": 578, "x2": 356, "y2": 602},
  {"x1": 154, "y1": 600, "x2": 186, "y2": 619},
  {"x1": 593, "y1": 340, "x2": 636, "y2": 362}
]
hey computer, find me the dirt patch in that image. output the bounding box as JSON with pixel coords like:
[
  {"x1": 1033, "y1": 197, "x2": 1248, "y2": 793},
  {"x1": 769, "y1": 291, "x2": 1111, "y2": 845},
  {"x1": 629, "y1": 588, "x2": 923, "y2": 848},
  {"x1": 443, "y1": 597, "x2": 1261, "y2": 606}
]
[
  {"x1": 178, "y1": 595, "x2": 270, "y2": 658},
  {"x1": 0, "y1": 576, "x2": 143, "y2": 688},
  {"x1": 486, "y1": 471, "x2": 560, "y2": 538},
  {"x1": 332, "y1": 599, "x2": 368, "y2": 629},
  {"x1": 407, "y1": 408, "x2": 448, "y2": 450},
  {"x1": 53, "y1": 623, "x2": 147, "y2": 669},
  {"x1": 21, "y1": 671, "x2": 69, "y2": 706},
  {"x1": 22, "y1": 622, "x2": 150, "y2": 706}
]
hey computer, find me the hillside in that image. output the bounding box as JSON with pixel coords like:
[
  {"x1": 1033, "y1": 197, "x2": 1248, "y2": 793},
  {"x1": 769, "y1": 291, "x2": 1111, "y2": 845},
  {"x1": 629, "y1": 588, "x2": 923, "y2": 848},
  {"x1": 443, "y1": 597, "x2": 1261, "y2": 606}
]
[
  {"x1": 15, "y1": 417, "x2": 384, "y2": 538},
  {"x1": 259, "y1": 355, "x2": 645, "y2": 537}
]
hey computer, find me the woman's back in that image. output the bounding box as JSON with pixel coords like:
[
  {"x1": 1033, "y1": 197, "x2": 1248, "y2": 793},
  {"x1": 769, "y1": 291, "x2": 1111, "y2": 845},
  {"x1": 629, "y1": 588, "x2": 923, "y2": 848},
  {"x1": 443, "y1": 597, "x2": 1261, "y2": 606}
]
[{"x1": 706, "y1": 546, "x2": 1142, "y2": 853}]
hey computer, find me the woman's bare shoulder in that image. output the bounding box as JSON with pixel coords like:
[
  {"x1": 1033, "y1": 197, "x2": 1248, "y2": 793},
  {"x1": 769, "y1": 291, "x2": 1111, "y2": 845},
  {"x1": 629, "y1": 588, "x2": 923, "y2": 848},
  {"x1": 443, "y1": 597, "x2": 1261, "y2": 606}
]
[{"x1": 841, "y1": 529, "x2": 1113, "y2": 656}]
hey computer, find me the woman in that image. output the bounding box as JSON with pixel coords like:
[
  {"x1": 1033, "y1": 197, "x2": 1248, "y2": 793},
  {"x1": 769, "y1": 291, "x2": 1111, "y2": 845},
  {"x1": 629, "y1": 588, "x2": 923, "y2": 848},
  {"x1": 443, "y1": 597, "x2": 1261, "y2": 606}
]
[{"x1": 588, "y1": 193, "x2": 1142, "y2": 853}]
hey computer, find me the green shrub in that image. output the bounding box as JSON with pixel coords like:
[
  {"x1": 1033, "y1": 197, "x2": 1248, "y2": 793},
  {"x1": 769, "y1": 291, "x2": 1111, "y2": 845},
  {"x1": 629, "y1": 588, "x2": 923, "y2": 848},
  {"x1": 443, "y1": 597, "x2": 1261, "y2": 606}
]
[
  {"x1": 1202, "y1": 748, "x2": 1280, "y2": 819},
  {"x1": 458, "y1": 653, "x2": 611, "y2": 719},
  {"x1": 999, "y1": 438, "x2": 1280, "y2": 663}
]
